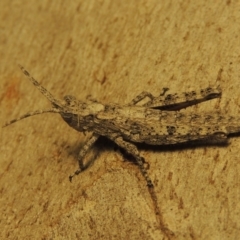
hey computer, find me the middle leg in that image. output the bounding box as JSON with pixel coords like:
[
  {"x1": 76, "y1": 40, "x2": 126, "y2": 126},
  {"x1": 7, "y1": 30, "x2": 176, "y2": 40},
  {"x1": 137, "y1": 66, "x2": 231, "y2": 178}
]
[{"x1": 111, "y1": 136, "x2": 153, "y2": 187}]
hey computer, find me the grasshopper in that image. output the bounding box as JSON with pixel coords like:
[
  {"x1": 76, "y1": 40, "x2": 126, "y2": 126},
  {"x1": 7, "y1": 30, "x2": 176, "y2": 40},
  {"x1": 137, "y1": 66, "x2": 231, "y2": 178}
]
[{"x1": 4, "y1": 65, "x2": 234, "y2": 187}]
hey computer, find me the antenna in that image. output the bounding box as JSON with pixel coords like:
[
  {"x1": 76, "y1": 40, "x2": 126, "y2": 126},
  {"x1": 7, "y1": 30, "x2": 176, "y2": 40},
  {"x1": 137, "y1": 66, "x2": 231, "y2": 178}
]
[
  {"x1": 2, "y1": 109, "x2": 62, "y2": 127},
  {"x1": 18, "y1": 65, "x2": 64, "y2": 107}
]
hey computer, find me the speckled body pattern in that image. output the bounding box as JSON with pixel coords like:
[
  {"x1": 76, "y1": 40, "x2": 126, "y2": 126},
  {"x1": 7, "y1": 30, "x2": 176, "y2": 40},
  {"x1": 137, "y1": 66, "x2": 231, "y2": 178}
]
[{"x1": 4, "y1": 65, "x2": 237, "y2": 187}]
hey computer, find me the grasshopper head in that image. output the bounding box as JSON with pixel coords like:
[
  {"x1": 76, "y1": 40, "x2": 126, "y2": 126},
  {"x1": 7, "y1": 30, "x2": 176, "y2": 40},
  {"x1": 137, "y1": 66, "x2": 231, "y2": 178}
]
[
  {"x1": 59, "y1": 95, "x2": 105, "y2": 132},
  {"x1": 3, "y1": 66, "x2": 104, "y2": 131}
]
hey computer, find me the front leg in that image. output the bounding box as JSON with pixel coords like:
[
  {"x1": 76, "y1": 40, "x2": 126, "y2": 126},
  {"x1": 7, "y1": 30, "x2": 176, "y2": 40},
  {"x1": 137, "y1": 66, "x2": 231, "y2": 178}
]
[
  {"x1": 69, "y1": 133, "x2": 99, "y2": 182},
  {"x1": 111, "y1": 136, "x2": 153, "y2": 187}
]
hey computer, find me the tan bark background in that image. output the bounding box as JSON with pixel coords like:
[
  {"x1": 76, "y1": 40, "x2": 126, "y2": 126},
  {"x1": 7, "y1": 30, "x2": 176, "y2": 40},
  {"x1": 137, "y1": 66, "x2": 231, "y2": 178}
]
[{"x1": 1, "y1": 1, "x2": 240, "y2": 239}]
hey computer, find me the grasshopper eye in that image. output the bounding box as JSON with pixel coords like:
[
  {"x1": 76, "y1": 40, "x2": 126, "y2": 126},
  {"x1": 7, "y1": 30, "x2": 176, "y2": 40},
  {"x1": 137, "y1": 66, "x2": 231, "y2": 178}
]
[
  {"x1": 62, "y1": 113, "x2": 73, "y2": 124},
  {"x1": 63, "y1": 95, "x2": 77, "y2": 106}
]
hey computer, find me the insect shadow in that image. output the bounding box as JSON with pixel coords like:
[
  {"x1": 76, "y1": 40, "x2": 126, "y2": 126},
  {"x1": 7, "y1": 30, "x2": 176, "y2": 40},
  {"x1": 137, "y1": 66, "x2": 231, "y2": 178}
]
[{"x1": 65, "y1": 133, "x2": 235, "y2": 174}]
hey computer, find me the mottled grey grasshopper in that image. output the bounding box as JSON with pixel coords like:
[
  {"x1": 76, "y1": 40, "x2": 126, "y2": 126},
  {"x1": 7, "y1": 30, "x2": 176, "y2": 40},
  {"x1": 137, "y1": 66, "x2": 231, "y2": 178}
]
[{"x1": 4, "y1": 65, "x2": 235, "y2": 187}]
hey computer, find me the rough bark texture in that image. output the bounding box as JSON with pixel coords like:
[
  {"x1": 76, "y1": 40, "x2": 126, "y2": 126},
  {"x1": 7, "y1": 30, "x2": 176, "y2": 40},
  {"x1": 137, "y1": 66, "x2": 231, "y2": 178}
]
[{"x1": 1, "y1": 1, "x2": 240, "y2": 239}]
